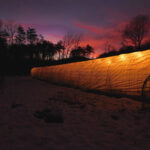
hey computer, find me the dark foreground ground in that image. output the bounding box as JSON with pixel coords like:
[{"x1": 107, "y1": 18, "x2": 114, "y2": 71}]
[{"x1": 0, "y1": 76, "x2": 150, "y2": 150}]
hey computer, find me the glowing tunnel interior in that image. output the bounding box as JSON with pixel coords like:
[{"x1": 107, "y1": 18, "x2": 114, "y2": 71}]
[{"x1": 31, "y1": 49, "x2": 150, "y2": 98}]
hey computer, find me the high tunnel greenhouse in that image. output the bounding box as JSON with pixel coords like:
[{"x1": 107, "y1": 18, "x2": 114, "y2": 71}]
[{"x1": 31, "y1": 49, "x2": 150, "y2": 99}]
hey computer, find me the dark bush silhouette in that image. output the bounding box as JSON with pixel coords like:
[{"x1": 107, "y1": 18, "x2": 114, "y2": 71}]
[
  {"x1": 34, "y1": 108, "x2": 64, "y2": 123},
  {"x1": 70, "y1": 45, "x2": 94, "y2": 58}
]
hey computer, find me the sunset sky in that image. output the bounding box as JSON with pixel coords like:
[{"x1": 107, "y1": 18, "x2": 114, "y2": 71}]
[{"x1": 0, "y1": 0, "x2": 150, "y2": 55}]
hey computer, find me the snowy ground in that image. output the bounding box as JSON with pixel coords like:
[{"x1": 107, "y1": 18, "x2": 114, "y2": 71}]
[{"x1": 0, "y1": 76, "x2": 150, "y2": 150}]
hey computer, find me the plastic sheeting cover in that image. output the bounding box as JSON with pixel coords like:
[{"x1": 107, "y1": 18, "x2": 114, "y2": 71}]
[{"x1": 31, "y1": 49, "x2": 150, "y2": 97}]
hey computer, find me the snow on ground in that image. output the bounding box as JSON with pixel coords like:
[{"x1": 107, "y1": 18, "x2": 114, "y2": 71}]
[{"x1": 0, "y1": 76, "x2": 150, "y2": 150}]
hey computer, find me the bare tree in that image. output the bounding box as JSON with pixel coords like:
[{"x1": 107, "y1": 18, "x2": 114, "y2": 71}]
[
  {"x1": 0, "y1": 20, "x2": 8, "y2": 39},
  {"x1": 123, "y1": 15, "x2": 150, "y2": 49},
  {"x1": 55, "y1": 41, "x2": 64, "y2": 60},
  {"x1": 15, "y1": 25, "x2": 26, "y2": 45},
  {"x1": 104, "y1": 40, "x2": 115, "y2": 53},
  {"x1": 62, "y1": 32, "x2": 82, "y2": 59},
  {"x1": 27, "y1": 27, "x2": 38, "y2": 45},
  {"x1": 0, "y1": 20, "x2": 4, "y2": 35},
  {"x1": 5, "y1": 21, "x2": 18, "y2": 45}
]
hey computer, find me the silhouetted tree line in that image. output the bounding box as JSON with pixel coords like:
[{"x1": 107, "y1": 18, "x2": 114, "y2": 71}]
[
  {"x1": 99, "y1": 15, "x2": 150, "y2": 58},
  {"x1": 0, "y1": 20, "x2": 94, "y2": 75}
]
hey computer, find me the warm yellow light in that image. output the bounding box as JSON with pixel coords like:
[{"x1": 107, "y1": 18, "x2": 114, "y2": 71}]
[
  {"x1": 108, "y1": 60, "x2": 111, "y2": 64},
  {"x1": 120, "y1": 55, "x2": 126, "y2": 61},
  {"x1": 136, "y1": 52, "x2": 142, "y2": 57}
]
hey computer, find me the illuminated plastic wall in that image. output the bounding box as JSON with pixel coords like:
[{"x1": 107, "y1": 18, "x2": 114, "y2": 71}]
[{"x1": 31, "y1": 50, "x2": 150, "y2": 98}]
